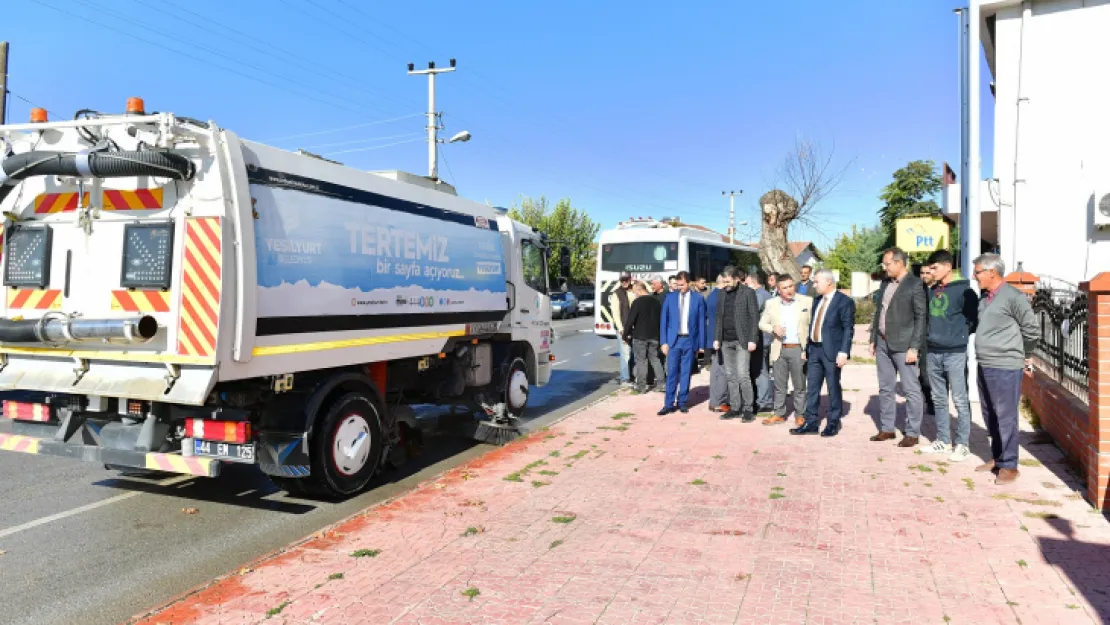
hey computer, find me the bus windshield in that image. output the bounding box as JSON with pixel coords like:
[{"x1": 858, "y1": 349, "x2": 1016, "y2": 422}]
[{"x1": 600, "y1": 242, "x2": 678, "y2": 273}]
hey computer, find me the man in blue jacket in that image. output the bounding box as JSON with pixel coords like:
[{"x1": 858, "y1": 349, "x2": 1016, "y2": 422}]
[
  {"x1": 658, "y1": 271, "x2": 707, "y2": 415},
  {"x1": 790, "y1": 269, "x2": 855, "y2": 437}
]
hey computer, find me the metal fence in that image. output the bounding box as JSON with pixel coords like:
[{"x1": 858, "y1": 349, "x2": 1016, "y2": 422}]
[{"x1": 1031, "y1": 287, "x2": 1089, "y2": 403}]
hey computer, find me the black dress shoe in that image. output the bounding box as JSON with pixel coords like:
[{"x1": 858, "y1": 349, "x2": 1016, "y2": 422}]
[
  {"x1": 679, "y1": 405, "x2": 689, "y2": 414},
  {"x1": 821, "y1": 422, "x2": 841, "y2": 437},
  {"x1": 658, "y1": 406, "x2": 675, "y2": 416},
  {"x1": 720, "y1": 410, "x2": 739, "y2": 420},
  {"x1": 741, "y1": 413, "x2": 756, "y2": 423},
  {"x1": 790, "y1": 423, "x2": 821, "y2": 435}
]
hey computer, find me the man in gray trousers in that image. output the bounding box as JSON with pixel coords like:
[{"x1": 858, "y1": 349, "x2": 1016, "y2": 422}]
[
  {"x1": 713, "y1": 266, "x2": 760, "y2": 422},
  {"x1": 759, "y1": 274, "x2": 812, "y2": 426},
  {"x1": 746, "y1": 270, "x2": 775, "y2": 414},
  {"x1": 869, "y1": 247, "x2": 928, "y2": 448}
]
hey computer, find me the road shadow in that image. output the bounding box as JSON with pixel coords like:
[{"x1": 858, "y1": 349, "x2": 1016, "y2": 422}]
[
  {"x1": 93, "y1": 432, "x2": 482, "y2": 510},
  {"x1": 1037, "y1": 517, "x2": 1110, "y2": 621}
]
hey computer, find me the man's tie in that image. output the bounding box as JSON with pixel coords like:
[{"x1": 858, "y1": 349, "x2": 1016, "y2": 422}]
[{"x1": 812, "y1": 297, "x2": 827, "y2": 343}]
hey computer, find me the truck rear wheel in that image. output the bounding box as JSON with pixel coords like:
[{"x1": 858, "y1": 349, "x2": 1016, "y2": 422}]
[{"x1": 299, "y1": 392, "x2": 384, "y2": 499}]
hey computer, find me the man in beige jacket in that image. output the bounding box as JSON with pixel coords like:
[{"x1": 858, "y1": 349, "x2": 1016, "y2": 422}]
[{"x1": 758, "y1": 274, "x2": 813, "y2": 426}]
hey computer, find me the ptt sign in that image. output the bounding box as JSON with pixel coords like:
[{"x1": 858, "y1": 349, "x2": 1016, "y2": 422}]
[{"x1": 895, "y1": 217, "x2": 950, "y2": 252}]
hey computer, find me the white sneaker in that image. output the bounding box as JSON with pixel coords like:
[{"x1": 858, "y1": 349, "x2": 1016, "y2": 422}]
[
  {"x1": 949, "y1": 444, "x2": 971, "y2": 463},
  {"x1": 922, "y1": 440, "x2": 951, "y2": 454}
]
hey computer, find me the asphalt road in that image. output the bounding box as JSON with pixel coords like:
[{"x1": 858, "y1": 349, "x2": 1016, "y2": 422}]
[{"x1": 0, "y1": 316, "x2": 616, "y2": 625}]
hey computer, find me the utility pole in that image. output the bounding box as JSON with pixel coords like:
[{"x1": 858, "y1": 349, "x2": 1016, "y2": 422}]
[
  {"x1": 722, "y1": 190, "x2": 743, "y2": 244},
  {"x1": 0, "y1": 42, "x2": 9, "y2": 125},
  {"x1": 407, "y1": 59, "x2": 457, "y2": 181}
]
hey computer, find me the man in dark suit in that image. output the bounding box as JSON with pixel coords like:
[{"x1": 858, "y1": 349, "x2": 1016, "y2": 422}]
[
  {"x1": 790, "y1": 268, "x2": 855, "y2": 437},
  {"x1": 712, "y1": 266, "x2": 760, "y2": 422},
  {"x1": 869, "y1": 247, "x2": 928, "y2": 447},
  {"x1": 658, "y1": 271, "x2": 707, "y2": 415}
]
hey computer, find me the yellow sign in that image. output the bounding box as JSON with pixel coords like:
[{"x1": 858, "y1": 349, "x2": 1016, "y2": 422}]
[{"x1": 896, "y1": 216, "x2": 950, "y2": 252}]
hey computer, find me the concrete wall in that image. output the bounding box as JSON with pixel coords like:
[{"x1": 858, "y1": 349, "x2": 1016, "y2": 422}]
[{"x1": 989, "y1": 0, "x2": 1110, "y2": 283}]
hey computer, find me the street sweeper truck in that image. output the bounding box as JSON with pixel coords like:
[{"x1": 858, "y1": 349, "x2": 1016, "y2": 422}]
[{"x1": 0, "y1": 100, "x2": 557, "y2": 498}]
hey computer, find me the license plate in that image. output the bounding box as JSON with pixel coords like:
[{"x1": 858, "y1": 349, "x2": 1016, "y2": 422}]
[{"x1": 193, "y1": 439, "x2": 255, "y2": 463}]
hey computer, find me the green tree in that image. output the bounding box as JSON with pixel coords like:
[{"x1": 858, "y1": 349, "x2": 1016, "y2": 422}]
[
  {"x1": 508, "y1": 195, "x2": 600, "y2": 286},
  {"x1": 823, "y1": 225, "x2": 887, "y2": 288},
  {"x1": 877, "y1": 160, "x2": 945, "y2": 264}
]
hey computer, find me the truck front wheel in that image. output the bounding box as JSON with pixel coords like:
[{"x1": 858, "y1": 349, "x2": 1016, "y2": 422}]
[
  {"x1": 303, "y1": 392, "x2": 384, "y2": 498},
  {"x1": 505, "y1": 357, "x2": 530, "y2": 418}
]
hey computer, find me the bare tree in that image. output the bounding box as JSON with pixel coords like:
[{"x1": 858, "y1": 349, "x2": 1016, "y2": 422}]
[{"x1": 759, "y1": 138, "x2": 848, "y2": 280}]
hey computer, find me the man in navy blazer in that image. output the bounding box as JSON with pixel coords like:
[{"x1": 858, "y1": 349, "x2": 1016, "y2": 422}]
[
  {"x1": 658, "y1": 271, "x2": 707, "y2": 415},
  {"x1": 790, "y1": 268, "x2": 855, "y2": 437}
]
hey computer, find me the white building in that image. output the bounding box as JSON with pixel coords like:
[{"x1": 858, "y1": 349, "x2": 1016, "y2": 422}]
[{"x1": 947, "y1": 0, "x2": 1110, "y2": 285}]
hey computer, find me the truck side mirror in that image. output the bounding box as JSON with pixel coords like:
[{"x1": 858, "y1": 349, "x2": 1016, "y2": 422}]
[{"x1": 559, "y1": 246, "x2": 571, "y2": 279}]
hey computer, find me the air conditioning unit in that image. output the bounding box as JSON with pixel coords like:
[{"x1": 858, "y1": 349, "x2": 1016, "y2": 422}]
[{"x1": 1095, "y1": 190, "x2": 1110, "y2": 228}]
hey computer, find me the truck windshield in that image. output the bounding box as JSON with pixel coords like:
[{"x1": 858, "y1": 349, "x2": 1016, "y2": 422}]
[
  {"x1": 522, "y1": 240, "x2": 548, "y2": 294},
  {"x1": 601, "y1": 242, "x2": 678, "y2": 273}
]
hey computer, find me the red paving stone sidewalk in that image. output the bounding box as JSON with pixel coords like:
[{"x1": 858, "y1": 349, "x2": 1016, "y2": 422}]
[{"x1": 135, "y1": 357, "x2": 1110, "y2": 625}]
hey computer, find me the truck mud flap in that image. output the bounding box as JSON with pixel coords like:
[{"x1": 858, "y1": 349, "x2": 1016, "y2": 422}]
[
  {"x1": 0, "y1": 432, "x2": 220, "y2": 477},
  {"x1": 256, "y1": 432, "x2": 311, "y2": 478}
]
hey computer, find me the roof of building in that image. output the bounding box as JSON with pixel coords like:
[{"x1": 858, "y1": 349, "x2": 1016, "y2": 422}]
[{"x1": 789, "y1": 241, "x2": 823, "y2": 260}]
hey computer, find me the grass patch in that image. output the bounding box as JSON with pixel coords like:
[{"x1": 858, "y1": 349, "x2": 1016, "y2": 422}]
[
  {"x1": 771, "y1": 486, "x2": 785, "y2": 492},
  {"x1": 753, "y1": 450, "x2": 759, "y2": 455},
  {"x1": 328, "y1": 572, "x2": 344, "y2": 580},
  {"x1": 924, "y1": 483, "x2": 933, "y2": 487},
  {"x1": 937, "y1": 467, "x2": 948, "y2": 475},
  {"x1": 1007, "y1": 601, "x2": 1019, "y2": 606},
  {"x1": 993, "y1": 493, "x2": 1062, "y2": 507},
  {"x1": 909, "y1": 464, "x2": 934, "y2": 473},
  {"x1": 1019, "y1": 459, "x2": 1043, "y2": 467},
  {"x1": 851, "y1": 356, "x2": 877, "y2": 365},
  {"x1": 552, "y1": 515, "x2": 577, "y2": 524},
  {"x1": 776, "y1": 472, "x2": 787, "y2": 477},
  {"x1": 914, "y1": 449, "x2": 924, "y2": 456},
  {"x1": 461, "y1": 587, "x2": 481, "y2": 602},
  {"x1": 877, "y1": 457, "x2": 884, "y2": 463},
  {"x1": 690, "y1": 479, "x2": 707, "y2": 486},
  {"x1": 549, "y1": 539, "x2": 564, "y2": 549},
  {"x1": 569, "y1": 450, "x2": 588, "y2": 460},
  {"x1": 612, "y1": 412, "x2": 633, "y2": 420},
  {"x1": 769, "y1": 492, "x2": 785, "y2": 500},
  {"x1": 461, "y1": 526, "x2": 485, "y2": 537},
  {"x1": 962, "y1": 478, "x2": 975, "y2": 491},
  {"x1": 1017, "y1": 559, "x2": 1028, "y2": 568},
  {"x1": 597, "y1": 425, "x2": 629, "y2": 432},
  {"x1": 935, "y1": 497, "x2": 945, "y2": 503},
  {"x1": 1067, "y1": 604, "x2": 1080, "y2": 609},
  {"x1": 503, "y1": 472, "x2": 523, "y2": 482},
  {"x1": 1020, "y1": 524, "x2": 1029, "y2": 532},
  {"x1": 1042, "y1": 482, "x2": 1057, "y2": 489},
  {"x1": 943, "y1": 617, "x2": 951, "y2": 624},
  {"x1": 549, "y1": 450, "x2": 560, "y2": 458},
  {"x1": 538, "y1": 470, "x2": 559, "y2": 476},
  {"x1": 1019, "y1": 396, "x2": 1041, "y2": 429},
  {"x1": 266, "y1": 601, "x2": 291, "y2": 618},
  {"x1": 532, "y1": 480, "x2": 551, "y2": 488},
  {"x1": 350, "y1": 549, "x2": 381, "y2": 558},
  {"x1": 523, "y1": 459, "x2": 548, "y2": 471},
  {"x1": 1024, "y1": 511, "x2": 1061, "y2": 520},
  {"x1": 713, "y1": 455, "x2": 725, "y2": 460}
]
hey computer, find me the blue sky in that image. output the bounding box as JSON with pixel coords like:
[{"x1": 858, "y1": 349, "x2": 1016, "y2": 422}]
[{"x1": 4, "y1": 0, "x2": 994, "y2": 249}]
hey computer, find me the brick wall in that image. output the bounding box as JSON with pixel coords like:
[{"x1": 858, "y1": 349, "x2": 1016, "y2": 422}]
[
  {"x1": 1022, "y1": 368, "x2": 1089, "y2": 471},
  {"x1": 1008, "y1": 271, "x2": 1110, "y2": 509}
]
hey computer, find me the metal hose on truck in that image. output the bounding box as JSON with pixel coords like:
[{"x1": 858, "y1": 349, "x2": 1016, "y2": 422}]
[
  {"x1": 0, "y1": 314, "x2": 158, "y2": 344},
  {"x1": 0, "y1": 150, "x2": 195, "y2": 186}
]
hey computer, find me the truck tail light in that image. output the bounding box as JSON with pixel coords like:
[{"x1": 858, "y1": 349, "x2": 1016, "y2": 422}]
[
  {"x1": 3, "y1": 400, "x2": 53, "y2": 422},
  {"x1": 186, "y1": 418, "x2": 251, "y2": 444}
]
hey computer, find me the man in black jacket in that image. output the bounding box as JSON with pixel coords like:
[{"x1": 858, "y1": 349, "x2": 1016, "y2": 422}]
[
  {"x1": 713, "y1": 266, "x2": 760, "y2": 422},
  {"x1": 922, "y1": 249, "x2": 979, "y2": 462},
  {"x1": 869, "y1": 247, "x2": 928, "y2": 448},
  {"x1": 624, "y1": 282, "x2": 664, "y2": 393}
]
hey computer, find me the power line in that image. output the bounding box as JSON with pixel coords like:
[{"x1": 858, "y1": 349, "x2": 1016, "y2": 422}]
[
  {"x1": 68, "y1": 0, "x2": 390, "y2": 117},
  {"x1": 258, "y1": 113, "x2": 424, "y2": 142},
  {"x1": 30, "y1": 0, "x2": 381, "y2": 117},
  {"x1": 440, "y1": 146, "x2": 457, "y2": 186},
  {"x1": 326, "y1": 137, "x2": 424, "y2": 155},
  {"x1": 297, "y1": 132, "x2": 425, "y2": 151}
]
